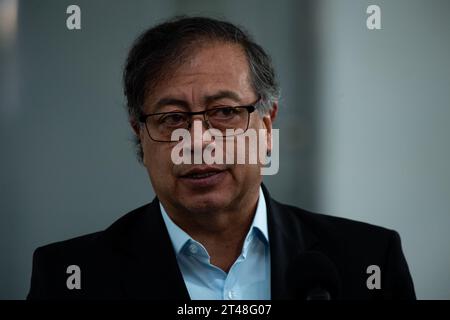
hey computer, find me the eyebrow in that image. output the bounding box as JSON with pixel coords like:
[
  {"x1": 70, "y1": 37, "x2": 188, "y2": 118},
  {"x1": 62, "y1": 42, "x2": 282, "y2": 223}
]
[
  {"x1": 152, "y1": 98, "x2": 190, "y2": 112},
  {"x1": 204, "y1": 90, "x2": 242, "y2": 105},
  {"x1": 151, "y1": 90, "x2": 242, "y2": 113}
]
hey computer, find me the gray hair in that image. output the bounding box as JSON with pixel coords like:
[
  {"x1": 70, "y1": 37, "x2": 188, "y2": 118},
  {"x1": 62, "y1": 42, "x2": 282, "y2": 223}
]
[{"x1": 123, "y1": 16, "x2": 280, "y2": 162}]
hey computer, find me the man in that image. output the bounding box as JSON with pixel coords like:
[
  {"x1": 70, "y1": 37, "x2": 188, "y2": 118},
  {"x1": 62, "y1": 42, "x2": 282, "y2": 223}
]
[{"x1": 27, "y1": 16, "x2": 415, "y2": 300}]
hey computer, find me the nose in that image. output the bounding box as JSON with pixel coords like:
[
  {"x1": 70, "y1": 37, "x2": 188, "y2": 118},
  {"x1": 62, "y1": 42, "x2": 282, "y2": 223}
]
[
  {"x1": 186, "y1": 118, "x2": 211, "y2": 158},
  {"x1": 188, "y1": 116, "x2": 210, "y2": 132}
]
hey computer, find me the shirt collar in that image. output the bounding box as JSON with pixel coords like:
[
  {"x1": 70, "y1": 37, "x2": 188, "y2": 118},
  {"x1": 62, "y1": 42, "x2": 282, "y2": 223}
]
[
  {"x1": 250, "y1": 186, "x2": 269, "y2": 244},
  {"x1": 159, "y1": 186, "x2": 269, "y2": 256}
]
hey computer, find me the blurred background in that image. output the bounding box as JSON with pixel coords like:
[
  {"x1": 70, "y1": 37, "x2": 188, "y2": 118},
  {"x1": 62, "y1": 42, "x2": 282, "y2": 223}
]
[{"x1": 1, "y1": 0, "x2": 449, "y2": 299}]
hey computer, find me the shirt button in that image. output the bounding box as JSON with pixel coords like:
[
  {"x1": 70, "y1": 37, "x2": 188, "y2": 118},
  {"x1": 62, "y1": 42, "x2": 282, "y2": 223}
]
[
  {"x1": 228, "y1": 290, "x2": 235, "y2": 300},
  {"x1": 189, "y1": 244, "x2": 198, "y2": 254}
]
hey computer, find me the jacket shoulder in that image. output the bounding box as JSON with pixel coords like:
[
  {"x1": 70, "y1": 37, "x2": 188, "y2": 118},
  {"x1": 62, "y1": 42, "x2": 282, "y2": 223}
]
[
  {"x1": 33, "y1": 202, "x2": 153, "y2": 257},
  {"x1": 277, "y1": 200, "x2": 397, "y2": 246},
  {"x1": 27, "y1": 202, "x2": 155, "y2": 299},
  {"x1": 272, "y1": 200, "x2": 415, "y2": 299}
]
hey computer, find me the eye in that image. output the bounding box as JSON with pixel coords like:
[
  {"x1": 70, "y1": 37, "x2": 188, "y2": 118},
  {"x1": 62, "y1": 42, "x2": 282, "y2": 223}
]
[
  {"x1": 158, "y1": 113, "x2": 187, "y2": 126},
  {"x1": 209, "y1": 107, "x2": 240, "y2": 119}
]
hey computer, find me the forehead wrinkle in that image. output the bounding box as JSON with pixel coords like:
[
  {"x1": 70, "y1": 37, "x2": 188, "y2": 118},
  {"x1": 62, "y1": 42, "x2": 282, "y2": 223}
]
[{"x1": 144, "y1": 43, "x2": 254, "y2": 111}]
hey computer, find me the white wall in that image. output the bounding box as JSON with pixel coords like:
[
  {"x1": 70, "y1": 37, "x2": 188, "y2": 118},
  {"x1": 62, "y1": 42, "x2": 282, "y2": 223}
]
[{"x1": 314, "y1": 0, "x2": 450, "y2": 299}]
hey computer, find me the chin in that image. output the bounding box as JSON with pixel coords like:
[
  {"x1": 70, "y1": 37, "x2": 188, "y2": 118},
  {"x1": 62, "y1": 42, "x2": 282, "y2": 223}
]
[{"x1": 181, "y1": 191, "x2": 233, "y2": 214}]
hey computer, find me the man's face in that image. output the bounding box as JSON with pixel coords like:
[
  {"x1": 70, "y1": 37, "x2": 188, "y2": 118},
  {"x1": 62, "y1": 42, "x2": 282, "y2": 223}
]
[{"x1": 135, "y1": 42, "x2": 275, "y2": 214}]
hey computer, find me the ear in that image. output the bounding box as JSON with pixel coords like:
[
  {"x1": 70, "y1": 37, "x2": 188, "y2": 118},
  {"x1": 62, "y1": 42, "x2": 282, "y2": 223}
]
[
  {"x1": 130, "y1": 117, "x2": 146, "y2": 153},
  {"x1": 130, "y1": 117, "x2": 141, "y2": 137},
  {"x1": 130, "y1": 117, "x2": 148, "y2": 165},
  {"x1": 262, "y1": 102, "x2": 278, "y2": 153},
  {"x1": 269, "y1": 102, "x2": 278, "y2": 122}
]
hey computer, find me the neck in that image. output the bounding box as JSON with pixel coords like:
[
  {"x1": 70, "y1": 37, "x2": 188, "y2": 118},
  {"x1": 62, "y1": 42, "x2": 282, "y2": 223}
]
[{"x1": 162, "y1": 187, "x2": 260, "y2": 272}]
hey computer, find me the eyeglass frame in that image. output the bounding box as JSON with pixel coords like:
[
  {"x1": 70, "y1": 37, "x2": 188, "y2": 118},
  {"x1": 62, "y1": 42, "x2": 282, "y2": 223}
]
[{"x1": 138, "y1": 98, "x2": 261, "y2": 142}]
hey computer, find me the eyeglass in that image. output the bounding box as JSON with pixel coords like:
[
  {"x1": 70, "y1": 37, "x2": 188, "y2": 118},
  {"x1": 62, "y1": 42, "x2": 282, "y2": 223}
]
[{"x1": 139, "y1": 99, "x2": 259, "y2": 142}]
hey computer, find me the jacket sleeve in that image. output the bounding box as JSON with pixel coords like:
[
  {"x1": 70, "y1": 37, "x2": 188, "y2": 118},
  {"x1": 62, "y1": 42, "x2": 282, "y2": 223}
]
[
  {"x1": 27, "y1": 247, "x2": 55, "y2": 300},
  {"x1": 383, "y1": 231, "x2": 416, "y2": 299}
]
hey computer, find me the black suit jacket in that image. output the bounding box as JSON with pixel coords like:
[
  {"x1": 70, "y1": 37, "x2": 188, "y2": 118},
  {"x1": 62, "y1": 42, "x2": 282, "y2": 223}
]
[{"x1": 27, "y1": 185, "x2": 415, "y2": 299}]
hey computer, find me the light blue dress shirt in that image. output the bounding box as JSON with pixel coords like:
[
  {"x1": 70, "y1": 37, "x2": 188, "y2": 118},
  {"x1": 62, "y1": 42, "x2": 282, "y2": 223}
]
[{"x1": 159, "y1": 187, "x2": 271, "y2": 300}]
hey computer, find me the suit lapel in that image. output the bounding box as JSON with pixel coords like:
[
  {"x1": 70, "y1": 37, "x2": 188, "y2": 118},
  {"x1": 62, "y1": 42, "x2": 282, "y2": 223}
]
[
  {"x1": 111, "y1": 198, "x2": 190, "y2": 300},
  {"x1": 262, "y1": 184, "x2": 319, "y2": 299}
]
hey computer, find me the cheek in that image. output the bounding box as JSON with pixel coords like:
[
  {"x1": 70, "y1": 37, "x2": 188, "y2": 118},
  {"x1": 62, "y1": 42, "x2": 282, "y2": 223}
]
[
  {"x1": 142, "y1": 142, "x2": 174, "y2": 177},
  {"x1": 231, "y1": 165, "x2": 261, "y2": 193}
]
